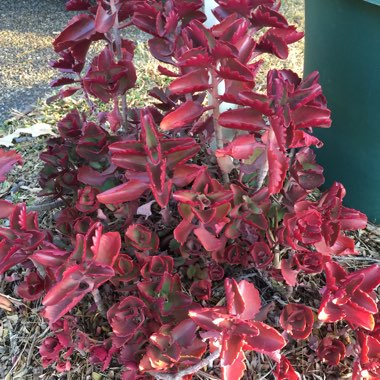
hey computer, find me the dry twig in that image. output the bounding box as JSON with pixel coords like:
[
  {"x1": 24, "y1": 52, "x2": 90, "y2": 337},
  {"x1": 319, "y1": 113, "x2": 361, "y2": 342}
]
[
  {"x1": 150, "y1": 349, "x2": 221, "y2": 380},
  {"x1": 26, "y1": 198, "x2": 65, "y2": 212}
]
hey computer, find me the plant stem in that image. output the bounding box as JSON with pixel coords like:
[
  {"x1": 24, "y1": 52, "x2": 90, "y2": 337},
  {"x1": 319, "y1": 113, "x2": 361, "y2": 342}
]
[
  {"x1": 92, "y1": 288, "x2": 107, "y2": 318},
  {"x1": 151, "y1": 348, "x2": 221, "y2": 380},
  {"x1": 110, "y1": 0, "x2": 128, "y2": 131},
  {"x1": 77, "y1": 73, "x2": 97, "y2": 113},
  {"x1": 274, "y1": 148, "x2": 297, "y2": 205},
  {"x1": 210, "y1": 69, "x2": 229, "y2": 183},
  {"x1": 274, "y1": 251, "x2": 280, "y2": 269}
]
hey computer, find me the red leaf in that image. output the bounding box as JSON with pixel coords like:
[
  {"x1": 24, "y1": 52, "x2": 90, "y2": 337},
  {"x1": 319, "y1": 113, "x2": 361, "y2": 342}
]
[
  {"x1": 66, "y1": 0, "x2": 91, "y2": 11},
  {"x1": 172, "y1": 164, "x2": 203, "y2": 187},
  {"x1": 314, "y1": 234, "x2": 357, "y2": 256},
  {"x1": 107, "y1": 296, "x2": 147, "y2": 339},
  {"x1": 221, "y1": 333, "x2": 244, "y2": 367},
  {"x1": 97, "y1": 180, "x2": 149, "y2": 204},
  {"x1": 245, "y1": 321, "x2": 286, "y2": 353},
  {"x1": 317, "y1": 337, "x2": 346, "y2": 366},
  {"x1": 125, "y1": 224, "x2": 159, "y2": 251},
  {"x1": 289, "y1": 130, "x2": 323, "y2": 149},
  {"x1": 280, "y1": 257, "x2": 299, "y2": 287},
  {"x1": 216, "y1": 135, "x2": 259, "y2": 160},
  {"x1": 217, "y1": 58, "x2": 253, "y2": 82},
  {"x1": 291, "y1": 105, "x2": 331, "y2": 129},
  {"x1": 58, "y1": 86, "x2": 81, "y2": 100},
  {"x1": 151, "y1": 179, "x2": 172, "y2": 208},
  {"x1": 238, "y1": 91, "x2": 273, "y2": 115},
  {"x1": 95, "y1": 5, "x2": 116, "y2": 34},
  {"x1": 257, "y1": 30, "x2": 288, "y2": 59},
  {"x1": 218, "y1": 108, "x2": 267, "y2": 131},
  {"x1": 165, "y1": 140, "x2": 200, "y2": 169},
  {"x1": 171, "y1": 318, "x2": 198, "y2": 347},
  {"x1": 174, "y1": 219, "x2": 195, "y2": 245},
  {"x1": 77, "y1": 165, "x2": 116, "y2": 186},
  {"x1": 339, "y1": 206, "x2": 367, "y2": 231},
  {"x1": 271, "y1": 26, "x2": 304, "y2": 44},
  {"x1": 50, "y1": 77, "x2": 77, "y2": 87},
  {"x1": 93, "y1": 232, "x2": 121, "y2": 266},
  {"x1": 0, "y1": 149, "x2": 22, "y2": 181},
  {"x1": 189, "y1": 307, "x2": 227, "y2": 332},
  {"x1": 280, "y1": 304, "x2": 314, "y2": 340},
  {"x1": 17, "y1": 271, "x2": 46, "y2": 301},
  {"x1": 318, "y1": 293, "x2": 345, "y2": 325},
  {"x1": 274, "y1": 356, "x2": 300, "y2": 380},
  {"x1": 0, "y1": 200, "x2": 16, "y2": 218},
  {"x1": 42, "y1": 263, "x2": 114, "y2": 324},
  {"x1": 148, "y1": 37, "x2": 175, "y2": 65},
  {"x1": 31, "y1": 248, "x2": 69, "y2": 270},
  {"x1": 342, "y1": 302, "x2": 376, "y2": 331},
  {"x1": 351, "y1": 264, "x2": 380, "y2": 293},
  {"x1": 225, "y1": 278, "x2": 261, "y2": 320},
  {"x1": 225, "y1": 278, "x2": 245, "y2": 316},
  {"x1": 251, "y1": 6, "x2": 288, "y2": 28},
  {"x1": 177, "y1": 48, "x2": 212, "y2": 68},
  {"x1": 169, "y1": 69, "x2": 211, "y2": 94},
  {"x1": 359, "y1": 333, "x2": 380, "y2": 364},
  {"x1": 157, "y1": 65, "x2": 180, "y2": 77},
  {"x1": 141, "y1": 110, "x2": 162, "y2": 164},
  {"x1": 53, "y1": 14, "x2": 96, "y2": 52},
  {"x1": 291, "y1": 148, "x2": 324, "y2": 190},
  {"x1": 160, "y1": 101, "x2": 206, "y2": 131},
  {"x1": 194, "y1": 227, "x2": 223, "y2": 252},
  {"x1": 267, "y1": 130, "x2": 289, "y2": 195},
  {"x1": 111, "y1": 148, "x2": 148, "y2": 172},
  {"x1": 173, "y1": 190, "x2": 201, "y2": 206},
  {"x1": 289, "y1": 72, "x2": 322, "y2": 110},
  {"x1": 221, "y1": 350, "x2": 246, "y2": 380},
  {"x1": 250, "y1": 242, "x2": 274, "y2": 269},
  {"x1": 190, "y1": 279, "x2": 211, "y2": 301}
]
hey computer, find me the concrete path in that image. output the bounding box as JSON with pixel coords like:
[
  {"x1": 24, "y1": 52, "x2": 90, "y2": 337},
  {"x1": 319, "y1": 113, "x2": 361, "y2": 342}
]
[{"x1": 0, "y1": 0, "x2": 72, "y2": 123}]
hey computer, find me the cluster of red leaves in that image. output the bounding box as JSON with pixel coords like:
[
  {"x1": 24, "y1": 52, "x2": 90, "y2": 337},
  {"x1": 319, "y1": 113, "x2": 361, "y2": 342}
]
[{"x1": 0, "y1": 1, "x2": 379, "y2": 379}]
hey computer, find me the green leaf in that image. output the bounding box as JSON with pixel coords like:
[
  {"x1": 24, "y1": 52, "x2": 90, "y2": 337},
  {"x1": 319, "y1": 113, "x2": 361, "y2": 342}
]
[
  {"x1": 187, "y1": 265, "x2": 197, "y2": 279},
  {"x1": 169, "y1": 239, "x2": 181, "y2": 251}
]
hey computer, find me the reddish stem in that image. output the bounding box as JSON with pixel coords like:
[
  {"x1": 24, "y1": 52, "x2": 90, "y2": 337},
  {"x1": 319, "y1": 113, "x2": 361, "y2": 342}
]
[
  {"x1": 210, "y1": 69, "x2": 229, "y2": 184},
  {"x1": 110, "y1": 0, "x2": 128, "y2": 131}
]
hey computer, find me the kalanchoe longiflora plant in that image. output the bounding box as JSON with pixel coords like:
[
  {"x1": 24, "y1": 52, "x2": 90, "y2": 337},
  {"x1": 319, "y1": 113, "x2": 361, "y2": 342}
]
[
  {"x1": 0, "y1": 1, "x2": 379, "y2": 379},
  {"x1": 189, "y1": 278, "x2": 286, "y2": 379}
]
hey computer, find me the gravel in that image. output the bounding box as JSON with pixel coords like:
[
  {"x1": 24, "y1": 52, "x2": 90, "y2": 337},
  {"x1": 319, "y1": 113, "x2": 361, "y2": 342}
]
[{"x1": 0, "y1": 0, "x2": 74, "y2": 123}]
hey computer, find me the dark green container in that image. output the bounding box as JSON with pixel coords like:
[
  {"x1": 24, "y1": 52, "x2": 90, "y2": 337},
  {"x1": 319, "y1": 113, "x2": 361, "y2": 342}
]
[{"x1": 304, "y1": 0, "x2": 380, "y2": 222}]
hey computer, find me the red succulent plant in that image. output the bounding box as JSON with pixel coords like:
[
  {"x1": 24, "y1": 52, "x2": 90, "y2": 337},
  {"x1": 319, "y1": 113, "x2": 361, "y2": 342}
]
[
  {"x1": 280, "y1": 303, "x2": 314, "y2": 340},
  {"x1": 318, "y1": 262, "x2": 380, "y2": 331},
  {"x1": 317, "y1": 337, "x2": 346, "y2": 366},
  {"x1": 107, "y1": 296, "x2": 148, "y2": 345},
  {"x1": 280, "y1": 183, "x2": 367, "y2": 254},
  {"x1": 83, "y1": 47, "x2": 136, "y2": 103},
  {"x1": 0, "y1": 1, "x2": 377, "y2": 379},
  {"x1": 190, "y1": 278, "x2": 286, "y2": 380},
  {"x1": 274, "y1": 355, "x2": 300, "y2": 380},
  {"x1": 353, "y1": 331, "x2": 380, "y2": 380},
  {"x1": 250, "y1": 241, "x2": 274, "y2": 269},
  {"x1": 42, "y1": 223, "x2": 121, "y2": 324}
]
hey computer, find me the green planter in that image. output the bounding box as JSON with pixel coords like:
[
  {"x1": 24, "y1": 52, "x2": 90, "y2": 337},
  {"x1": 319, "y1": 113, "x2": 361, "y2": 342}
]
[{"x1": 304, "y1": 0, "x2": 380, "y2": 222}]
